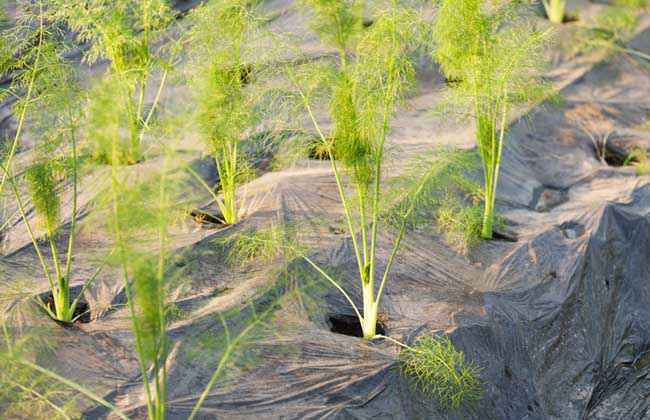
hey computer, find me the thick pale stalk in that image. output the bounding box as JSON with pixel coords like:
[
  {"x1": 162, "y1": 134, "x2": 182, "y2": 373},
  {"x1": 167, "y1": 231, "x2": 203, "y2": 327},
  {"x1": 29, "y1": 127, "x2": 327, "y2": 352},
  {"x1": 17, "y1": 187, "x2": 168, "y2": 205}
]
[
  {"x1": 480, "y1": 194, "x2": 494, "y2": 239},
  {"x1": 542, "y1": 0, "x2": 565, "y2": 24},
  {"x1": 361, "y1": 280, "x2": 377, "y2": 339}
]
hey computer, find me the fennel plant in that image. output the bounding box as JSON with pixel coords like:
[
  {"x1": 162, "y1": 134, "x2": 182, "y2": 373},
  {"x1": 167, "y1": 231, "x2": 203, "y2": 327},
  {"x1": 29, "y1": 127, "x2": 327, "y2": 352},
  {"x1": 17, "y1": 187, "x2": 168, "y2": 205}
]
[
  {"x1": 433, "y1": 0, "x2": 549, "y2": 239},
  {"x1": 188, "y1": 0, "x2": 260, "y2": 225},
  {"x1": 294, "y1": 3, "x2": 429, "y2": 339},
  {"x1": 0, "y1": 2, "x2": 98, "y2": 323}
]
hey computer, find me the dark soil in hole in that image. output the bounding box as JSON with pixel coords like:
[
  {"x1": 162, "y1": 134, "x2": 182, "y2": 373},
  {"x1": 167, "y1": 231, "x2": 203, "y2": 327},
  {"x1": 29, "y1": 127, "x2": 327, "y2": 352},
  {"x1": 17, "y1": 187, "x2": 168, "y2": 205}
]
[
  {"x1": 41, "y1": 291, "x2": 91, "y2": 325},
  {"x1": 559, "y1": 13, "x2": 579, "y2": 24},
  {"x1": 492, "y1": 229, "x2": 518, "y2": 242},
  {"x1": 238, "y1": 64, "x2": 254, "y2": 85},
  {"x1": 604, "y1": 153, "x2": 627, "y2": 167},
  {"x1": 444, "y1": 76, "x2": 463, "y2": 87},
  {"x1": 189, "y1": 209, "x2": 228, "y2": 227},
  {"x1": 362, "y1": 19, "x2": 374, "y2": 28},
  {"x1": 327, "y1": 313, "x2": 386, "y2": 338},
  {"x1": 558, "y1": 221, "x2": 585, "y2": 239}
]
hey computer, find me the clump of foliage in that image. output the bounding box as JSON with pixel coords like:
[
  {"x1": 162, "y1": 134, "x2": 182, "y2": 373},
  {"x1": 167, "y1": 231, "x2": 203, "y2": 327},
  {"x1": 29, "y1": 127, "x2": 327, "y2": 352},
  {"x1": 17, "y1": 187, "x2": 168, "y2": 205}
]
[
  {"x1": 542, "y1": 0, "x2": 566, "y2": 24},
  {"x1": 436, "y1": 197, "x2": 486, "y2": 250},
  {"x1": 300, "y1": 0, "x2": 364, "y2": 63},
  {"x1": 432, "y1": 0, "x2": 550, "y2": 239},
  {"x1": 49, "y1": 0, "x2": 174, "y2": 165},
  {"x1": 218, "y1": 224, "x2": 300, "y2": 267},
  {"x1": 399, "y1": 335, "x2": 483, "y2": 410},
  {"x1": 188, "y1": 0, "x2": 262, "y2": 225},
  {"x1": 25, "y1": 161, "x2": 60, "y2": 236},
  {"x1": 292, "y1": 2, "x2": 433, "y2": 339}
]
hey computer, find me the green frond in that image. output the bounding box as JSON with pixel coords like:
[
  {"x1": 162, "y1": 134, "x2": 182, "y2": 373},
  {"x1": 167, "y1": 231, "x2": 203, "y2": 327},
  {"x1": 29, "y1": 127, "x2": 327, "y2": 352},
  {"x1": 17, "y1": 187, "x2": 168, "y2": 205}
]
[
  {"x1": 399, "y1": 335, "x2": 484, "y2": 410},
  {"x1": 217, "y1": 224, "x2": 302, "y2": 267},
  {"x1": 299, "y1": 0, "x2": 364, "y2": 54},
  {"x1": 131, "y1": 257, "x2": 165, "y2": 365},
  {"x1": 25, "y1": 161, "x2": 61, "y2": 236}
]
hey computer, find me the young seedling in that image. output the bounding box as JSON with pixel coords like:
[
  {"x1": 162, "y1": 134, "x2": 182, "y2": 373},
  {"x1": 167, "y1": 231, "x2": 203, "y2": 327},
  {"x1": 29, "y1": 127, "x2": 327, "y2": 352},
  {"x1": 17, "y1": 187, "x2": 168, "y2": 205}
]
[
  {"x1": 102, "y1": 112, "x2": 276, "y2": 419},
  {"x1": 433, "y1": 0, "x2": 550, "y2": 239}
]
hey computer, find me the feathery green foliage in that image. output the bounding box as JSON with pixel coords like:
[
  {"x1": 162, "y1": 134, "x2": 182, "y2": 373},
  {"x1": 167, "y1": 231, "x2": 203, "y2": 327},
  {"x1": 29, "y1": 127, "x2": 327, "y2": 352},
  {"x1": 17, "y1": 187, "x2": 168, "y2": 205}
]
[
  {"x1": 103, "y1": 160, "x2": 178, "y2": 419},
  {"x1": 49, "y1": 0, "x2": 174, "y2": 165},
  {"x1": 399, "y1": 335, "x2": 483, "y2": 410},
  {"x1": 0, "y1": 306, "x2": 129, "y2": 418},
  {"x1": 542, "y1": 0, "x2": 566, "y2": 24},
  {"x1": 25, "y1": 161, "x2": 60, "y2": 236},
  {"x1": 433, "y1": 0, "x2": 549, "y2": 239},
  {"x1": 386, "y1": 148, "x2": 498, "y2": 251},
  {"x1": 218, "y1": 225, "x2": 301, "y2": 267},
  {"x1": 189, "y1": 0, "x2": 262, "y2": 224},
  {"x1": 300, "y1": 0, "x2": 364, "y2": 59}
]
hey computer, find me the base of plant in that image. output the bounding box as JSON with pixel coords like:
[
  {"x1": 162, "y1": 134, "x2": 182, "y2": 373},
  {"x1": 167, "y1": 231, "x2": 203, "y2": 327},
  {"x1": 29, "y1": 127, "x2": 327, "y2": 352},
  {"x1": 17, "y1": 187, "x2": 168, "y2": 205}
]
[
  {"x1": 189, "y1": 209, "x2": 229, "y2": 227},
  {"x1": 327, "y1": 313, "x2": 386, "y2": 338},
  {"x1": 40, "y1": 291, "x2": 91, "y2": 325}
]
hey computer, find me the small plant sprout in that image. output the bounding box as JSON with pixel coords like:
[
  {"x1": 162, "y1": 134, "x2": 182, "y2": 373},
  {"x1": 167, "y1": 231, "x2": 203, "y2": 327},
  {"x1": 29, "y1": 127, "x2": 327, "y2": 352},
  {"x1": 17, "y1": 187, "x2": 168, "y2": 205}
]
[
  {"x1": 188, "y1": 0, "x2": 261, "y2": 225},
  {"x1": 50, "y1": 0, "x2": 174, "y2": 165},
  {"x1": 398, "y1": 335, "x2": 483, "y2": 410},
  {"x1": 292, "y1": 3, "x2": 432, "y2": 340},
  {"x1": 433, "y1": 0, "x2": 550, "y2": 239},
  {"x1": 542, "y1": 0, "x2": 566, "y2": 24}
]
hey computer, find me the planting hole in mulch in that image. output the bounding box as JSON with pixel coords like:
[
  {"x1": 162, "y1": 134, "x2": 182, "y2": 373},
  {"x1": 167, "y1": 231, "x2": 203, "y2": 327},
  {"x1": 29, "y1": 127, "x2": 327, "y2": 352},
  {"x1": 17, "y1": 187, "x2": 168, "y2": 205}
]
[
  {"x1": 190, "y1": 209, "x2": 228, "y2": 228},
  {"x1": 327, "y1": 313, "x2": 386, "y2": 338},
  {"x1": 559, "y1": 221, "x2": 585, "y2": 239},
  {"x1": 561, "y1": 13, "x2": 579, "y2": 24},
  {"x1": 444, "y1": 76, "x2": 463, "y2": 87},
  {"x1": 40, "y1": 290, "x2": 91, "y2": 325},
  {"x1": 492, "y1": 229, "x2": 518, "y2": 242}
]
